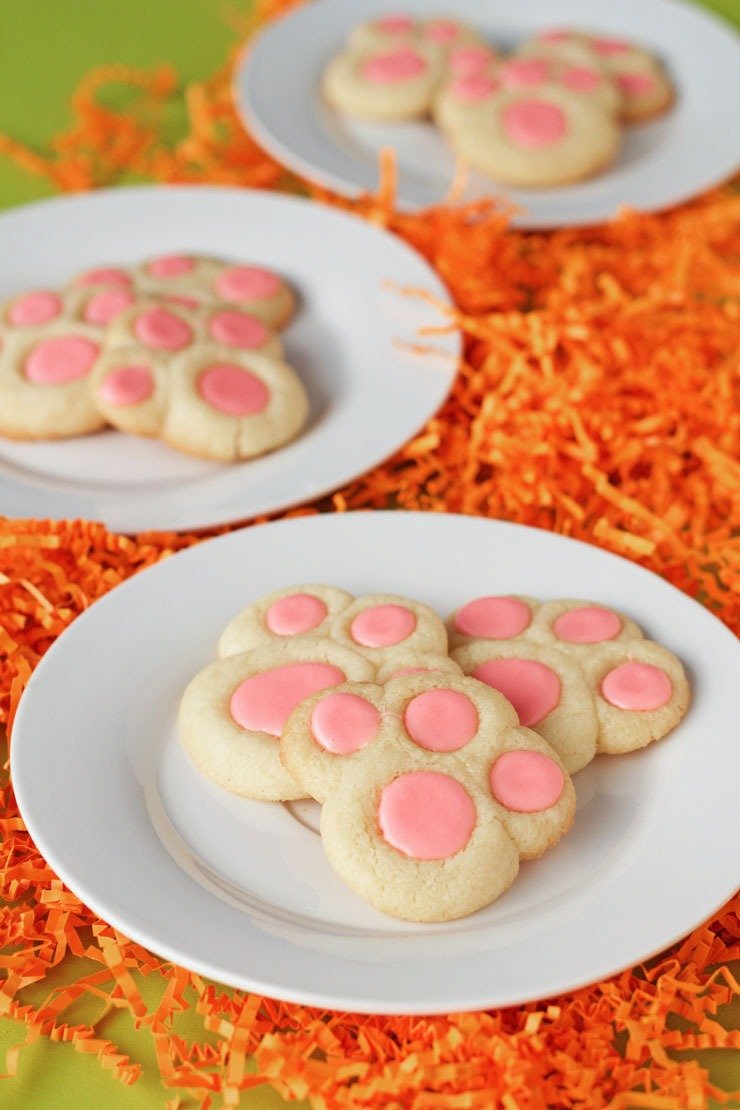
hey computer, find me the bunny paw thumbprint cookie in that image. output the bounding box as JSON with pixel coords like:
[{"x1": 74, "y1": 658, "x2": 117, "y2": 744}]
[
  {"x1": 281, "y1": 672, "x2": 575, "y2": 921},
  {"x1": 450, "y1": 596, "x2": 689, "y2": 772},
  {"x1": 178, "y1": 638, "x2": 375, "y2": 801},
  {"x1": 322, "y1": 42, "x2": 443, "y2": 121}
]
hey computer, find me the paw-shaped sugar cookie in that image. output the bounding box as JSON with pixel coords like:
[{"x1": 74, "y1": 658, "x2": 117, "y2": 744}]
[
  {"x1": 0, "y1": 317, "x2": 105, "y2": 439},
  {"x1": 91, "y1": 344, "x2": 308, "y2": 461},
  {"x1": 218, "y1": 585, "x2": 355, "y2": 657},
  {"x1": 322, "y1": 42, "x2": 443, "y2": 121},
  {"x1": 104, "y1": 300, "x2": 282, "y2": 358},
  {"x1": 281, "y1": 673, "x2": 575, "y2": 921},
  {"x1": 451, "y1": 596, "x2": 689, "y2": 772},
  {"x1": 328, "y1": 593, "x2": 448, "y2": 667},
  {"x1": 178, "y1": 638, "x2": 375, "y2": 800},
  {"x1": 447, "y1": 84, "x2": 621, "y2": 187}
]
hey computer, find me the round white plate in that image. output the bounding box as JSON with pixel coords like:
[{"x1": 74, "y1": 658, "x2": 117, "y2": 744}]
[
  {"x1": 236, "y1": 0, "x2": 740, "y2": 226},
  {"x1": 11, "y1": 512, "x2": 740, "y2": 1014},
  {"x1": 0, "y1": 187, "x2": 458, "y2": 532}
]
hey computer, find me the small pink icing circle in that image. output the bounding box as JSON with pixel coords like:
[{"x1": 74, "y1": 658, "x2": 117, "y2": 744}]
[
  {"x1": 147, "y1": 254, "x2": 195, "y2": 278},
  {"x1": 553, "y1": 606, "x2": 621, "y2": 644},
  {"x1": 24, "y1": 336, "x2": 99, "y2": 385},
  {"x1": 198, "y1": 363, "x2": 270, "y2": 416},
  {"x1": 500, "y1": 59, "x2": 549, "y2": 89},
  {"x1": 363, "y1": 46, "x2": 426, "y2": 84},
  {"x1": 451, "y1": 75, "x2": 498, "y2": 102},
  {"x1": 490, "y1": 750, "x2": 564, "y2": 812},
  {"x1": 404, "y1": 688, "x2": 478, "y2": 752},
  {"x1": 133, "y1": 307, "x2": 192, "y2": 350},
  {"x1": 265, "y1": 593, "x2": 327, "y2": 636},
  {"x1": 75, "y1": 268, "x2": 132, "y2": 288},
  {"x1": 617, "y1": 72, "x2": 656, "y2": 96},
  {"x1": 8, "y1": 291, "x2": 63, "y2": 327},
  {"x1": 208, "y1": 310, "x2": 269, "y2": 349},
  {"x1": 601, "y1": 662, "x2": 672, "y2": 711},
  {"x1": 473, "y1": 658, "x2": 561, "y2": 727},
  {"x1": 561, "y1": 65, "x2": 601, "y2": 92},
  {"x1": 450, "y1": 45, "x2": 491, "y2": 76},
  {"x1": 350, "y1": 604, "x2": 416, "y2": 648},
  {"x1": 311, "y1": 692, "x2": 380, "y2": 754},
  {"x1": 230, "y1": 662, "x2": 345, "y2": 737},
  {"x1": 503, "y1": 99, "x2": 567, "y2": 148},
  {"x1": 216, "y1": 267, "x2": 280, "y2": 302},
  {"x1": 378, "y1": 771, "x2": 476, "y2": 860},
  {"x1": 83, "y1": 289, "x2": 135, "y2": 325},
  {"x1": 424, "y1": 20, "x2": 458, "y2": 43},
  {"x1": 378, "y1": 14, "x2": 414, "y2": 34},
  {"x1": 454, "y1": 596, "x2": 530, "y2": 640},
  {"x1": 592, "y1": 37, "x2": 630, "y2": 56},
  {"x1": 98, "y1": 365, "x2": 153, "y2": 406}
]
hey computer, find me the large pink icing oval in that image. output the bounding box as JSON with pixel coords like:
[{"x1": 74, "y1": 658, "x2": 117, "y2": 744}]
[
  {"x1": 363, "y1": 47, "x2": 426, "y2": 84},
  {"x1": 552, "y1": 606, "x2": 621, "y2": 644},
  {"x1": 198, "y1": 363, "x2": 270, "y2": 416},
  {"x1": 24, "y1": 336, "x2": 99, "y2": 384},
  {"x1": 8, "y1": 292, "x2": 63, "y2": 327},
  {"x1": 600, "y1": 662, "x2": 672, "y2": 711},
  {"x1": 230, "y1": 662, "x2": 345, "y2": 737},
  {"x1": 454, "y1": 596, "x2": 530, "y2": 639},
  {"x1": 311, "y1": 692, "x2": 380, "y2": 754},
  {"x1": 503, "y1": 99, "x2": 567, "y2": 148},
  {"x1": 473, "y1": 658, "x2": 561, "y2": 726},
  {"x1": 404, "y1": 688, "x2": 478, "y2": 752},
  {"x1": 378, "y1": 771, "x2": 476, "y2": 859},
  {"x1": 98, "y1": 365, "x2": 153, "y2": 406},
  {"x1": 490, "y1": 750, "x2": 564, "y2": 812},
  {"x1": 208, "y1": 310, "x2": 270, "y2": 349},
  {"x1": 265, "y1": 594, "x2": 327, "y2": 636},
  {"x1": 350, "y1": 604, "x2": 416, "y2": 648},
  {"x1": 133, "y1": 307, "x2": 192, "y2": 350},
  {"x1": 216, "y1": 267, "x2": 280, "y2": 302}
]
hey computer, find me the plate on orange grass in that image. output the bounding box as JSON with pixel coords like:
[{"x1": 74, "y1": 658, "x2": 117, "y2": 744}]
[
  {"x1": 11, "y1": 512, "x2": 740, "y2": 1014},
  {"x1": 0, "y1": 186, "x2": 458, "y2": 532},
  {"x1": 236, "y1": 0, "x2": 740, "y2": 226}
]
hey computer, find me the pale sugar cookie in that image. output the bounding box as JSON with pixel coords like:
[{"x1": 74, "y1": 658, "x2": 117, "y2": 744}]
[
  {"x1": 218, "y1": 585, "x2": 355, "y2": 657},
  {"x1": 329, "y1": 593, "x2": 448, "y2": 667},
  {"x1": 322, "y1": 42, "x2": 443, "y2": 121},
  {"x1": 178, "y1": 638, "x2": 375, "y2": 800}
]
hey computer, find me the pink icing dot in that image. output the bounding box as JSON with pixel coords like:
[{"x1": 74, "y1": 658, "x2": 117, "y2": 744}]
[
  {"x1": 561, "y1": 65, "x2": 601, "y2": 92},
  {"x1": 98, "y1": 365, "x2": 153, "y2": 406},
  {"x1": 24, "y1": 336, "x2": 99, "y2": 385},
  {"x1": 424, "y1": 20, "x2": 458, "y2": 43},
  {"x1": 7, "y1": 291, "x2": 62, "y2": 327},
  {"x1": 454, "y1": 596, "x2": 531, "y2": 639},
  {"x1": 451, "y1": 74, "x2": 498, "y2": 102},
  {"x1": 473, "y1": 659, "x2": 561, "y2": 727},
  {"x1": 499, "y1": 59, "x2": 549, "y2": 89},
  {"x1": 162, "y1": 294, "x2": 201, "y2": 309},
  {"x1": 133, "y1": 307, "x2": 192, "y2": 350},
  {"x1": 147, "y1": 254, "x2": 195, "y2": 278},
  {"x1": 553, "y1": 606, "x2": 621, "y2": 644},
  {"x1": 216, "y1": 267, "x2": 281, "y2": 302},
  {"x1": 503, "y1": 99, "x2": 567, "y2": 148},
  {"x1": 208, "y1": 310, "x2": 269, "y2": 349},
  {"x1": 601, "y1": 662, "x2": 672, "y2": 711},
  {"x1": 311, "y1": 692, "x2": 380, "y2": 754},
  {"x1": 490, "y1": 750, "x2": 564, "y2": 812},
  {"x1": 350, "y1": 604, "x2": 416, "y2": 648},
  {"x1": 265, "y1": 593, "x2": 327, "y2": 636},
  {"x1": 592, "y1": 37, "x2": 630, "y2": 56},
  {"x1": 83, "y1": 289, "x2": 135, "y2": 325},
  {"x1": 75, "y1": 268, "x2": 132, "y2": 288},
  {"x1": 617, "y1": 72, "x2": 656, "y2": 95},
  {"x1": 450, "y1": 45, "x2": 491, "y2": 76},
  {"x1": 377, "y1": 14, "x2": 414, "y2": 33},
  {"x1": 379, "y1": 771, "x2": 476, "y2": 860},
  {"x1": 230, "y1": 662, "x2": 345, "y2": 737},
  {"x1": 363, "y1": 46, "x2": 426, "y2": 84},
  {"x1": 404, "y1": 688, "x2": 478, "y2": 752},
  {"x1": 198, "y1": 364, "x2": 270, "y2": 416}
]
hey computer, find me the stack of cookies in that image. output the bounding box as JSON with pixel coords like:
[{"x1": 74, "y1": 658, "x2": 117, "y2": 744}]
[
  {"x1": 0, "y1": 254, "x2": 309, "y2": 462},
  {"x1": 323, "y1": 16, "x2": 674, "y2": 187},
  {"x1": 179, "y1": 585, "x2": 689, "y2": 922}
]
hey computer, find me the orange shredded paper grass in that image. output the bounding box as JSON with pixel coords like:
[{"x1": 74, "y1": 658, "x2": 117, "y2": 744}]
[{"x1": 0, "y1": 1, "x2": 739, "y2": 1105}]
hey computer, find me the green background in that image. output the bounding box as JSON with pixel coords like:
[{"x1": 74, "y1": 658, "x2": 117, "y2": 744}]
[{"x1": 0, "y1": 1, "x2": 738, "y2": 1106}]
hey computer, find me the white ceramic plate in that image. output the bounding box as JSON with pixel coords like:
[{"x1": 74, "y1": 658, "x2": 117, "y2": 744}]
[
  {"x1": 0, "y1": 187, "x2": 458, "y2": 532},
  {"x1": 236, "y1": 0, "x2": 740, "y2": 225},
  {"x1": 11, "y1": 512, "x2": 740, "y2": 1014}
]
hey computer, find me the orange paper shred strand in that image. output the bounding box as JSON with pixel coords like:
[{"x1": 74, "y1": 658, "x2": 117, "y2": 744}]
[{"x1": 1, "y1": 1, "x2": 740, "y2": 1105}]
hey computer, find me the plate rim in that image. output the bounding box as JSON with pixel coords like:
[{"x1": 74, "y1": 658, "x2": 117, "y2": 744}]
[{"x1": 10, "y1": 511, "x2": 740, "y2": 1013}]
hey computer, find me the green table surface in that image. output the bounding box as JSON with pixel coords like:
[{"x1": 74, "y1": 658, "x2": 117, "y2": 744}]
[{"x1": 0, "y1": 1, "x2": 738, "y2": 1107}]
